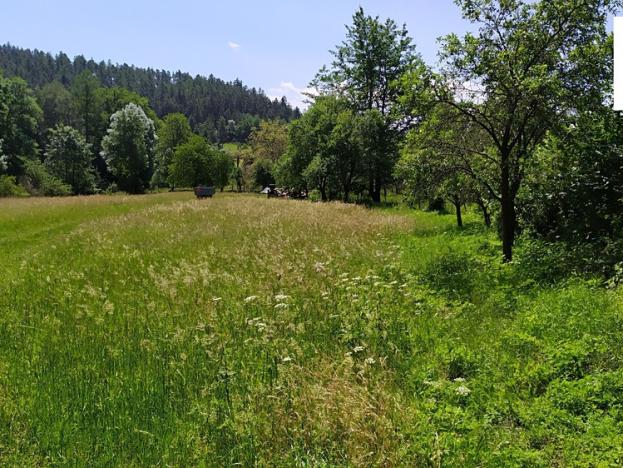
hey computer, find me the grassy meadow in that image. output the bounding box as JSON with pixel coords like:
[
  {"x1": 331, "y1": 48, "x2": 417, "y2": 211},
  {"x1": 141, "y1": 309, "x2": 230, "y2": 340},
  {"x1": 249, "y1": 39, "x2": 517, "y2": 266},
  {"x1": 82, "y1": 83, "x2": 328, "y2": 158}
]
[{"x1": 1, "y1": 193, "x2": 622, "y2": 465}]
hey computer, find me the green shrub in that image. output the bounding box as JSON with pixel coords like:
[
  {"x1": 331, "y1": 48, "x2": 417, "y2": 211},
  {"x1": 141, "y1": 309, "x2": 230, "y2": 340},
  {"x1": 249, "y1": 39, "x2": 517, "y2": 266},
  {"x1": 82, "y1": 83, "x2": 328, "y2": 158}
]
[
  {"x1": 0, "y1": 175, "x2": 28, "y2": 197},
  {"x1": 308, "y1": 189, "x2": 322, "y2": 202},
  {"x1": 104, "y1": 182, "x2": 120, "y2": 194},
  {"x1": 20, "y1": 158, "x2": 71, "y2": 196}
]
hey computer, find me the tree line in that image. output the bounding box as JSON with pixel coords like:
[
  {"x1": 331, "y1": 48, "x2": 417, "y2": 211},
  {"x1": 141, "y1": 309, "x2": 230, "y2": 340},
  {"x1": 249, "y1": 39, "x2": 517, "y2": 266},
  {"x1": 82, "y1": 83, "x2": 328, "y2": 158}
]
[
  {"x1": 0, "y1": 43, "x2": 299, "y2": 142},
  {"x1": 0, "y1": 68, "x2": 238, "y2": 196}
]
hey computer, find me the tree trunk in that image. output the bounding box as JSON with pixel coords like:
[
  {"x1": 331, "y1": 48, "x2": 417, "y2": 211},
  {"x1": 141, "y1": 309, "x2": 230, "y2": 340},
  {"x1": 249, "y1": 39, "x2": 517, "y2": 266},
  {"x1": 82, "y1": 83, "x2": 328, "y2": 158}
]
[
  {"x1": 500, "y1": 153, "x2": 516, "y2": 262},
  {"x1": 476, "y1": 196, "x2": 491, "y2": 227},
  {"x1": 320, "y1": 185, "x2": 327, "y2": 202},
  {"x1": 371, "y1": 189, "x2": 381, "y2": 203},
  {"x1": 453, "y1": 197, "x2": 463, "y2": 228}
]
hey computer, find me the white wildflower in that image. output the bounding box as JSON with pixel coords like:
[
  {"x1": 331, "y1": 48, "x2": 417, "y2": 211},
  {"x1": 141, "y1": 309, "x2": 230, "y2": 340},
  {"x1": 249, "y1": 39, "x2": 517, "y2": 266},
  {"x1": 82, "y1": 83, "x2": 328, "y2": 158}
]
[
  {"x1": 274, "y1": 294, "x2": 289, "y2": 302},
  {"x1": 244, "y1": 295, "x2": 258, "y2": 303},
  {"x1": 353, "y1": 345, "x2": 365, "y2": 353},
  {"x1": 274, "y1": 303, "x2": 288, "y2": 309},
  {"x1": 364, "y1": 357, "x2": 376, "y2": 366},
  {"x1": 456, "y1": 385, "x2": 471, "y2": 396}
]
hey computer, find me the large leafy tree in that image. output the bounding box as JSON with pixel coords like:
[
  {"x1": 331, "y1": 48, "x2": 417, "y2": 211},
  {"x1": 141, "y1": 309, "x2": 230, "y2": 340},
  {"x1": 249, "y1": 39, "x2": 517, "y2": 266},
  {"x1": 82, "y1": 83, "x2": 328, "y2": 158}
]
[
  {"x1": 428, "y1": 0, "x2": 619, "y2": 261},
  {"x1": 152, "y1": 113, "x2": 192, "y2": 188},
  {"x1": 44, "y1": 125, "x2": 95, "y2": 194},
  {"x1": 95, "y1": 86, "x2": 159, "y2": 182},
  {"x1": 169, "y1": 135, "x2": 231, "y2": 189},
  {"x1": 101, "y1": 103, "x2": 156, "y2": 194},
  {"x1": 0, "y1": 73, "x2": 42, "y2": 176},
  {"x1": 282, "y1": 96, "x2": 388, "y2": 202},
  {"x1": 283, "y1": 96, "x2": 344, "y2": 201},
  {"x1": 248, "y1": 120, "x2": 289, "y2": 162},
  {"x1": 313, "y1": 7, "x2": 424, "y2": 201}
]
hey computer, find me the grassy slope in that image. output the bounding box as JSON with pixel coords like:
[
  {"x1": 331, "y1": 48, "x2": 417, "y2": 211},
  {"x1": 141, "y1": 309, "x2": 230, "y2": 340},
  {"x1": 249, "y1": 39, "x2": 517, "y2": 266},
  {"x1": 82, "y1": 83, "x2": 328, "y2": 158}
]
[{"x1": 0, "y1": 193, "x2": 621, "y2": 465}]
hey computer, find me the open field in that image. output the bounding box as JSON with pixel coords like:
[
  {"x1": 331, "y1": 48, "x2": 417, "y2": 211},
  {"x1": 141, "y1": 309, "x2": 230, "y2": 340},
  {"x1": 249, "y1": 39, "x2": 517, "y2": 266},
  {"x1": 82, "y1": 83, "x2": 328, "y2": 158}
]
[{"x1": 1, "y1": 193, "x2": 622, "y2": 465}]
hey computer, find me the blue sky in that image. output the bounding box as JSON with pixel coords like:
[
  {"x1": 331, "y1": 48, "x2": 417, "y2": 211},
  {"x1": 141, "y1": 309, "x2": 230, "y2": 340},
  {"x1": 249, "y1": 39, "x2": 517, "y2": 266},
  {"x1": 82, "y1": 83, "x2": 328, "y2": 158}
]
[
  {"x1": 0, "y1": 1, "x2": 613, "y2": 109},
  {"x1": 0, "y1": 0, "x2": 475, "y2": 108}
]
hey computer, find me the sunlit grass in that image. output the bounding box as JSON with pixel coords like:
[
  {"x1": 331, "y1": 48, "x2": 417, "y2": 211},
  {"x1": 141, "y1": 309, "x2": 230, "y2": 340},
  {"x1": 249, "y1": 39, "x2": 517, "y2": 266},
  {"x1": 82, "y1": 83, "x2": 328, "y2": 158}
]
[{"x1": 1, "y1": 193, "x2": 621, "y2": 465}]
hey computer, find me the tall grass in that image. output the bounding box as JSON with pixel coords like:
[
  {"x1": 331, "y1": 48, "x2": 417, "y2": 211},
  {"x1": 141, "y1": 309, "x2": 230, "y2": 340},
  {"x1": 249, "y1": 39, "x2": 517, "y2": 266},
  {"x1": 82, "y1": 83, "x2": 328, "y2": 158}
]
[{"x1": 0, "y1": 193, "x2": 621, "y2": 465}]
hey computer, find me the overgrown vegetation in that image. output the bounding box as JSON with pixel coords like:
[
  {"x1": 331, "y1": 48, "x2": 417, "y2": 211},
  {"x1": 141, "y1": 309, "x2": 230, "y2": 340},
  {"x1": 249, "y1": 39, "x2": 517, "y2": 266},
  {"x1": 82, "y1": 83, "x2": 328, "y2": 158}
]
[{"x1": 1, "y1": 194, "x2": 621, "y2": 465}]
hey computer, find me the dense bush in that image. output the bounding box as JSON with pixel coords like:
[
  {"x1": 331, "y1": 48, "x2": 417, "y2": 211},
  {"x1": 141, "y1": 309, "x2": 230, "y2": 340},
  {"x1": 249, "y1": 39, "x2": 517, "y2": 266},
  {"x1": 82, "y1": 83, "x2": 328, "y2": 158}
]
[
  {"x1": 0, "y1": 174, "x2": 28, "y2": 197},
  {"x1": 169, "y1": 135, "x2": 232, "y2": 189},
  {"x1": 44, "y1": 125, "x2": 95, "y2": 194},
  {"x1": 519, "y1": 110, "x2": 623, "y2": 276},
  {"x1": 19, "y1": 158, "x2": 71, "y2": 196}
]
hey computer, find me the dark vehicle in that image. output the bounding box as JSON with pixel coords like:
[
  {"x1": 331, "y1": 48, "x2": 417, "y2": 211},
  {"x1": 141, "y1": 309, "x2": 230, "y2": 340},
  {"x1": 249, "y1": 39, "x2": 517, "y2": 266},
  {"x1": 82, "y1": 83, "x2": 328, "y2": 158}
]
[{"x1": 194, "y1": 186, "x2": 215, "y2": 198}]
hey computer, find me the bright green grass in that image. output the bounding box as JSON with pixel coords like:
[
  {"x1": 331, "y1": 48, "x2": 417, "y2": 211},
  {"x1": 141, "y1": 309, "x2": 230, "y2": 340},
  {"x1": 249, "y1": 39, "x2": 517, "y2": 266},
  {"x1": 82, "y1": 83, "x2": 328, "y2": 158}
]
[
  {"x1": 1, "y1": 193, "x2": 621, "y2": 465},
  {"x1": 221, "y1": 142, "x2": 241, "y2": 154}
]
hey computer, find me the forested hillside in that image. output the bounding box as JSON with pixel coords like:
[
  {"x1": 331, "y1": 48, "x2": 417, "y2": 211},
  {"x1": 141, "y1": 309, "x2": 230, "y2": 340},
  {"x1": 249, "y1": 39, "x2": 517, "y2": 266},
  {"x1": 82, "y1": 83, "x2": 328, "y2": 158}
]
[{"x1": 0, "y1": 43, "x2": 299, "y2": 139}]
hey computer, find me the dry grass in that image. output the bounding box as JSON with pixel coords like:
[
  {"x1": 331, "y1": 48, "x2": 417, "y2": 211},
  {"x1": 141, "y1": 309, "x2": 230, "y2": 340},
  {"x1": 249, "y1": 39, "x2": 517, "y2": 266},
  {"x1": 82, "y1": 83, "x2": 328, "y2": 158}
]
[{"x1": 0, "y1": 192, "x2": 416, "y2": 466}]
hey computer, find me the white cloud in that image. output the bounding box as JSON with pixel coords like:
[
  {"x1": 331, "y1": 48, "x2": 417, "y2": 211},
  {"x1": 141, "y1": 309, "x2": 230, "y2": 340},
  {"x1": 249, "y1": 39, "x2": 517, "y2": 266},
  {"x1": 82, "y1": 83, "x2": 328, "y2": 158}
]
[
  {"x1": 268, "y1": 81, "x2": 318, "y2": 110},
  {"x1": 228, "y1": 41, "x2": 241, "y2": 50}
]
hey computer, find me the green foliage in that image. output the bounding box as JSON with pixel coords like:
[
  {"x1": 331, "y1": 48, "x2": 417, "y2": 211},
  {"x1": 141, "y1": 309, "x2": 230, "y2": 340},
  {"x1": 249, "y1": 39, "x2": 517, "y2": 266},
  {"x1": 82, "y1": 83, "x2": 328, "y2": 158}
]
[
  {"x1": 0, "y1": 174, "x2": 27, "y2": 197},
  {"x1": 101, "y1": 103, "x2": 156, "y2": 194},
  {"x1": 251, "y1": 158, "x2": 274, "y2": 189},
  {"x1": 20, "y1": 158, "x2": 71, "y2": 196},
  {"x1": 283, "y1": 96, "x2": 384, "y2": 202},
  {"x1": 397, "y1": 105, "x2": 492, "y2": 227},
  {"x1": 212, "y1": 149, "x2": 234, "y2": 190},
  {"x1": 71, "y1": 70, "x2": 101, "y2": 146},
  {"x1": 312, "y1": 7, "x2": 424, "y2": 202},
  {"x1": 37, "y1": 81, "x2": 77, "y2": 130},
  {"x1": 152, "y1": 113, "x2": 193, "y2": 187},
  {"x1": 0, "y1": 74, "x2": 42, "y2": 175},
  {"x1": 247, "y1": 120, "x2": 288, "y2": 162},
  {"x1": 519, "y1": 110, "x2": 623, "y2": 275},
  {"x1": 421, "y1": 0, "x2": 619, "y2": 260},
  {"x1": 313, "y1": 6, "x2": 418, "y2": 115},
  {"x1": 168, "y1": 135, "x2": 228, "y2": 188},
  {"x1": 0, "y1": 44, "x2": 299, "y2": 143},
  {"x1": 422, "y1": 250, "x2": 482, "y2": 301},
  {"x1": 44, "y1": 125, "x2": 95, "y2": 194}
]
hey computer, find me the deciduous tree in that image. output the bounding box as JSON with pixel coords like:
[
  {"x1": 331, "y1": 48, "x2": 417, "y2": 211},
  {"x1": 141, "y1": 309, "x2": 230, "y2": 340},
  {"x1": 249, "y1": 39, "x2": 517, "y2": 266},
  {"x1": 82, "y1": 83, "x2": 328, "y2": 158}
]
[
  {"x1": 428, "y1": 0, "x2": 618, "y2": 260},
  {"x1": 101, "y1": 103, "x2": 156, "y2": 194},
  {"x1": 44, "y1": 125, "x2": 95, "y2": 194}
]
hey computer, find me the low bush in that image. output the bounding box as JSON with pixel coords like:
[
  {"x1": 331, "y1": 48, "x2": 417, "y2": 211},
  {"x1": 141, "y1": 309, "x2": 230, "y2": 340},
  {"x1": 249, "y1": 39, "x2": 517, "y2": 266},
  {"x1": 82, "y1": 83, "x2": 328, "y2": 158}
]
[
  {"x1": 19, "y1": 158, "x2": 71, "y2": 196},
  {"x1": 0, "y1": 175, "x2": 28, "y2": 197}
]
